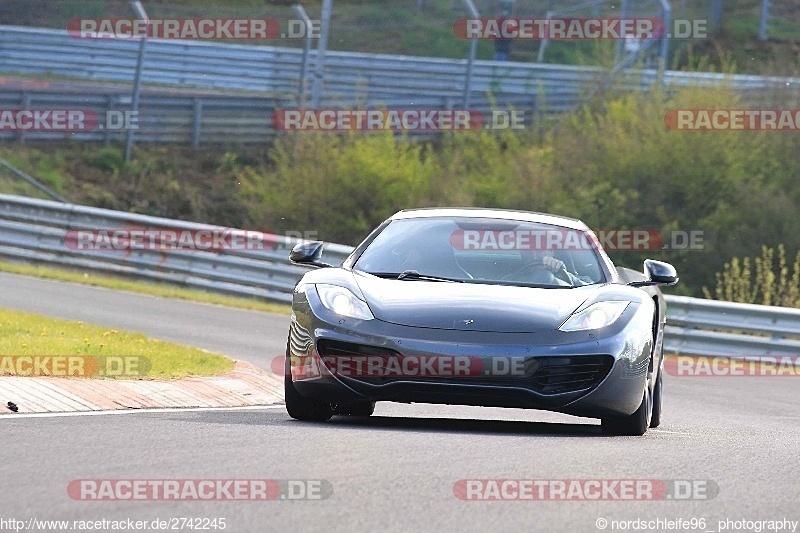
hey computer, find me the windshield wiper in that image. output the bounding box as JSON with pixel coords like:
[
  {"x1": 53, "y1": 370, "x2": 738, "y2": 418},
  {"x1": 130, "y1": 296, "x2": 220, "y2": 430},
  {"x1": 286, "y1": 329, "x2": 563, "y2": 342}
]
[
  {"x1": 398, "y1": 270, "x2": 465, "y2": 282},
  {"x1": 365, "y1": 270, "x2": 464, "y2": 283}
]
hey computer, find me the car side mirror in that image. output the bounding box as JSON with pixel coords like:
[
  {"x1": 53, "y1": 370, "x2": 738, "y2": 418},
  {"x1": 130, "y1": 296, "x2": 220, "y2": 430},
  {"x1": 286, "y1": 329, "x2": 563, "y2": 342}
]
[
  {"x1": 628, "y1": 259, "x2": 678, "y2": 287},
  {"x1": 290, "y1": 241, "x2": 333, "y2": 268}
]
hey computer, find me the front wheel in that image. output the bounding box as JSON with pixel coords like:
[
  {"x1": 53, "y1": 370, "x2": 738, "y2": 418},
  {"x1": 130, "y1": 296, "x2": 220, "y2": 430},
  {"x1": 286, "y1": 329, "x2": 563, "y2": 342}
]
[
  {"x1": 601, "y1": 383, "x2": 652, "y2": 436},
  {"x1": 649, "y1": 369, "x2": 663, "y2": 428},
  {"x1": 284, "y1": 357, "x2": 334, "y2": 422}
]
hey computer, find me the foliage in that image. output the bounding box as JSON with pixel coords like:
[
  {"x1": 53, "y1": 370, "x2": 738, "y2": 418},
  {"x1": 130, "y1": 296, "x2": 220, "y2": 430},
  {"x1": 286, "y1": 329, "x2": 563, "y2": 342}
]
[
  {"x1": 703, "y1": 245, "x2": 800, "y2": 307},
  {"x1": 3, "y1": 82, "x2": 800, "y2": 298}
]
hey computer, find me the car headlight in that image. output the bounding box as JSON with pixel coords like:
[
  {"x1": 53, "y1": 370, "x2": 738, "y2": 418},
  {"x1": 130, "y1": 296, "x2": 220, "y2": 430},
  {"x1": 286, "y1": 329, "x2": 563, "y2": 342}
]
[
  {"x1": 559, "y1": 301, "x2": 629, "y2": 332},
  {"x1": 316, "y1": 284, "x2": 374, "y2": 320}
]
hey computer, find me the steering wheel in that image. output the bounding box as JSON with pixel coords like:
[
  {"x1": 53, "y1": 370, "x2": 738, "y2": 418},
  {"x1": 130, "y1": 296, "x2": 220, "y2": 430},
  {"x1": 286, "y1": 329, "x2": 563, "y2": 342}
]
[{"x1": 503, "y1": 259, "x2": 571, "y2": 284}]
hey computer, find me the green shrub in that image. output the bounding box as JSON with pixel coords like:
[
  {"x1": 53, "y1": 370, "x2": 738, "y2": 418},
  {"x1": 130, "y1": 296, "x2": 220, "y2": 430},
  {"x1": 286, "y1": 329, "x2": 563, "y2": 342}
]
[
  {"x1": 237, "y1": 131, "x2": 440, "y2": 244},
  {"x1": 88, "y1": 147, "x2": 125, "y2": 174},
  {"x1": 703, "y1": 245, "x2": 800, "y2": 307}
]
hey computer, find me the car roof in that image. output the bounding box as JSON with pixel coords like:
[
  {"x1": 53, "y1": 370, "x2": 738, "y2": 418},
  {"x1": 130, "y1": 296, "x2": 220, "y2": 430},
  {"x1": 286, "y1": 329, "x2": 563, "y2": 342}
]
[{"x1": 389, "y1": 207, "x2": 589, "y2": 231}]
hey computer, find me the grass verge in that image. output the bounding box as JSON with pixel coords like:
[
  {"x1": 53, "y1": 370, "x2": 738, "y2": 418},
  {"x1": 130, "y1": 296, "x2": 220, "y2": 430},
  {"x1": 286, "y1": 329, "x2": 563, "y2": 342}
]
[
  {"x1": 0, "y1": 260, "x2": 292, "y2": 315},
  {"x1": 0, "y1": 308, "x2": 235, "y2": 379}
]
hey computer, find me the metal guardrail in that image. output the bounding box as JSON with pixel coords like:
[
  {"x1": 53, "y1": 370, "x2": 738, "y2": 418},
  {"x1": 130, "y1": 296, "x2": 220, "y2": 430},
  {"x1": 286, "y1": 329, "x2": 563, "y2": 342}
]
[
  {"x1": 0, "y1": 90, "x2": 289, "y2": 146},
  {"x1": 0, "y1": 88, "x2": 551, "y2": 145},
  {"x1": 2, "y1": 193, "x2": 799, "y2": 357},
  {"x1": 664, "y1": 296, "x2": 800, "y2": 356},
  {"x1": 2, "y1": 25, "x2": 800, "y2": 110},
  {"x1": 0, "y1": 25, "x2": 597, "y2": 110},
  {"x1": 1, "y1": 25, "x2": 800, "y2": 146},
  {"x1": 0, "y1": 193, "x2": 351, "y2": 303}
]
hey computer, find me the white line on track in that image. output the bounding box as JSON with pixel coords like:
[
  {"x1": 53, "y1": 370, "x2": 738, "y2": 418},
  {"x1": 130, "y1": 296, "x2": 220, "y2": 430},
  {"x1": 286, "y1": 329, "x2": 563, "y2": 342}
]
[{"x1": 0, "y1": 404, "x2": 286, "y2": 420}]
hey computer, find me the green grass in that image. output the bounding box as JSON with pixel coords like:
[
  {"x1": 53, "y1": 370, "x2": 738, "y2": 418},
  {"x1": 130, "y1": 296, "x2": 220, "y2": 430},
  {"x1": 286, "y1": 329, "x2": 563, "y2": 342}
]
[
  {"x1": 0, "y1": 260, "x2": 292, "y2": 316},
  {"x1": 0, "y1": 308, "x2": 235, "y2": 379}
]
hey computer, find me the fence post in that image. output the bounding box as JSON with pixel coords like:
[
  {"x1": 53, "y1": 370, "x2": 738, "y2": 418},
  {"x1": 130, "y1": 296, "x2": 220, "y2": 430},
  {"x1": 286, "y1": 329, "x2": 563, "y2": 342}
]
[
  {"x1": 759, "y1": 0, "x2": 771, "y2": 41},
  {"x1": 105, "y1": 95, "x2": 113, "y2": 146},
  {"x1": 18, "y1": 92, "x2": 29, "y2": 144},
  {"x1": 614, "y1": 0, "x2": 629, "y2": 63},
  {"x1": 658, "y1": 0, "x2": 671, "y2": 70},
  {"x1": 462, "y1": 0, "x2": 479, "y2": 108},
  {"x1": 311, "y1": 0, "x2": 332, "y2": 108},
  {"x1": 710, "y1": 0, "x2": 723, "y2": 30},
  {"x1": 125, "y1": 0, "x2": 148, "y2": 162},
  {"x1": 292, "y1": 4, "x2": 313, "y2": 108},
  {"x1": 192, "y1": 98, "x2": 202, "y2": 150},
  {"x1": 537, "y1": 10, "x2": 553, "y2": 63}
]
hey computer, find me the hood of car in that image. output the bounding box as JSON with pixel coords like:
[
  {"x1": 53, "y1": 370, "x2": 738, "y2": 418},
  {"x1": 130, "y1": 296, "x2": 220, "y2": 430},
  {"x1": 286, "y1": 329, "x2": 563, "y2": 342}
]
[{"x1": 353, "y1": 272, "x2": 599, "y2": 333}]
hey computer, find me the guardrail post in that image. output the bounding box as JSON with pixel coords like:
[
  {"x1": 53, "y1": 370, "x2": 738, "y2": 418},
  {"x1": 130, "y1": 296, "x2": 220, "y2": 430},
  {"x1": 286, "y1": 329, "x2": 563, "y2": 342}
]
[
  {"x1": 311, "y1": 0, "x2": 332, "y2": 108},
  {"x1": 462, "y1": 0, "x2": 479, "y2": 108},
  {"x1": 192, "y1": 98, "x2": 202, "y2": 150},
  {"x1": 658, "y1": 0, "x2": 671, "y2": 70},
  {"x1": 536, "y1": 10, "x2": 553, "y2": 63},
  {"x1": 18, "y1": 92, "x2": 29, "y2": 145},
  {"x1": 125, "y1": 0, "x2": 148, "y2": 163},
  {"x1": 759, "y1": 0, "x2": 771, "y2": 41},
  {"x1": 614, "y1": 0, "x2": 629, "y2": 63},
  {"x1": 710, "y1": 0, "x2": 723, "y2": 30},
  {"x1": 104, "y1": 95, "x2": 114, "y2": 146},
  {"x1": 292, "y1": 4, "x2": 313, "y2": 108}
]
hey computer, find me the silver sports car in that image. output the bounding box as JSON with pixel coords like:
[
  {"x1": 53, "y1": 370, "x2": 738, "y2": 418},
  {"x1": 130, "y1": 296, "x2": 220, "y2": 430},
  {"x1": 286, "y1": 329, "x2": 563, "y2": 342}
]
[{"x1": 285, "y1": 208, "x2": 678, "y2": 435}]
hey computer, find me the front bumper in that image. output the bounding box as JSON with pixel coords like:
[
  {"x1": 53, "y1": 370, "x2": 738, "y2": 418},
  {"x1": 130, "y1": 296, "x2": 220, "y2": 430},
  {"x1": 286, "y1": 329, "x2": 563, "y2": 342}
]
[{"x1": 289, "y1": 287, "x2": 653, "y2": 419}]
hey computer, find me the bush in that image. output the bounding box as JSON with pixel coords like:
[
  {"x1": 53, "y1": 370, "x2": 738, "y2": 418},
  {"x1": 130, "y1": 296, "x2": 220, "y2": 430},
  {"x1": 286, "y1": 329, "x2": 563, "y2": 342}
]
[
  {"x1": 88, "y1": 147, "x2": 125, "y2": 174},
  {"x1": 236, "y1": 131, "x2": 440, "y2": 244},
  {"x1": 703, "y1": 245, "x2": 800, "y2": 307},
  {"x1": 547, "y1": 83, "x2": 800, "y2": 294}
]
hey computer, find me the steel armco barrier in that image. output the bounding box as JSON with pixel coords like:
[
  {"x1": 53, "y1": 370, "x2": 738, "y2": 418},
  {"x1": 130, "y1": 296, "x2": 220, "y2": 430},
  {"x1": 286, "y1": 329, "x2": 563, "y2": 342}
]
[{"x1": 2, "y1": 193, "x2": 800, "y2": 357}]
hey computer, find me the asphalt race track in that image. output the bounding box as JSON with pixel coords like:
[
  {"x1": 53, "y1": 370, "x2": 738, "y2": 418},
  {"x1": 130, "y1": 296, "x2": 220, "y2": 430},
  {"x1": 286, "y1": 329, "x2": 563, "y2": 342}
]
[{"x1": 1, "y1": 272, "x2": 799, "y2": 532}]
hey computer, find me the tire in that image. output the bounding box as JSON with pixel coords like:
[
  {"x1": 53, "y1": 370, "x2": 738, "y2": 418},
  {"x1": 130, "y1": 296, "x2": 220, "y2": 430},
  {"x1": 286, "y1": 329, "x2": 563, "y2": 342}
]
[
  {"x1": 284, "y1": 356, "x2": 334, "y2": 422},
  {"x1": 334, "y1": 401, "x2": 376, "y2": 417},
  {"x1": 649, "y1": 368, "x2": 663, "y2": 428},
  {"x1": 601, "y1": 383, "x2": 652, "y2": 436}
]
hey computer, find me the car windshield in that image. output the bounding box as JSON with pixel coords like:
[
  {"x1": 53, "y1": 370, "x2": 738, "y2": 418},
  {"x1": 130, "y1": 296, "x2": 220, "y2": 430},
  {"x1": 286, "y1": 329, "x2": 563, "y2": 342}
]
[{"x1": 353, "y1": 216, "x2": 607, "y2": 288}]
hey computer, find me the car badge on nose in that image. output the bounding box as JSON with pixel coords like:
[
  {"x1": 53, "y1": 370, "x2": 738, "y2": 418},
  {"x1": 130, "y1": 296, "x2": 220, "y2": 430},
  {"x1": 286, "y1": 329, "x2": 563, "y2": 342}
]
[{"x1": 461, "y1": 319, "x2": 474, "y2": 325}]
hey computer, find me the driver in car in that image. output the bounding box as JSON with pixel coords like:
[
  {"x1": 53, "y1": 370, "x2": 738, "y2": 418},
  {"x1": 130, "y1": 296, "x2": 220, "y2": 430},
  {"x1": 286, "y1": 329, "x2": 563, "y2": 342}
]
[{"x1": 523, "y1": 249, "x2": 592, "y2": 286}]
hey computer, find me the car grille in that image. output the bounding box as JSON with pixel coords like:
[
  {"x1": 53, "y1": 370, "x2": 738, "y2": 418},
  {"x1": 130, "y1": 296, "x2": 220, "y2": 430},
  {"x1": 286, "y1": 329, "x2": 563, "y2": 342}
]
[
  {"x1": 528, "y1": 356, "x2": 614, "y2": 394},
  {"x1": 314, "y1": 339, "x2": 614, "y2": 396},
  {"x1": 316, "y1": 339, "x2": 401, "y2": 358}
]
